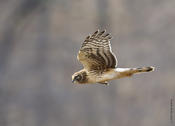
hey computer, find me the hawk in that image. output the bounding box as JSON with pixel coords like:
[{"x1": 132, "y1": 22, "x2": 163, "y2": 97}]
[{"x1": 72, "y1": 30, "x2": 154, "y2": 85}]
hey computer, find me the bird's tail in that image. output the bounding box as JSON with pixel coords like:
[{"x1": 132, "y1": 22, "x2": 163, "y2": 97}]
[
  {"x1": 132, "y1": 66, "x2": 155, "y2": 73},
  {"x1": 115, "y1": 66, "x2": 155, "y2": 79}
]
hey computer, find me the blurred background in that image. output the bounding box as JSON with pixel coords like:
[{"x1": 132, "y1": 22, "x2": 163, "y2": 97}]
[{"x1": 0, "y1": 0, "x2": 175, "y2": 126}]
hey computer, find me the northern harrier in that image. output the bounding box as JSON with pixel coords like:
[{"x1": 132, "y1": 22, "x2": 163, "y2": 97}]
[{"x1": 72, "y1": 30, "x2": 154, "y2": 85}]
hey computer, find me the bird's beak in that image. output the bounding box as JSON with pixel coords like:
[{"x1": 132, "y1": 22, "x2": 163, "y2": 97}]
[{"x1": 72, "y1": 78, "x2": 76, "y2": 83}]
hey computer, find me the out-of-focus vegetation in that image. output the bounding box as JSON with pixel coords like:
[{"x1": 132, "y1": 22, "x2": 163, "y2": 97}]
[{"x1": 0, "y1": 0, "x2": 175, "y2": 126}]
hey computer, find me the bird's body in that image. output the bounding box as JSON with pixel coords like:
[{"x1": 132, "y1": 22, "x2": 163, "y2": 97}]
[
  {"x1": 73, "y1": 67, "x2": 154, "y2": 85},
  {"x1": 72, "y1": 30, "x2": 154, "y2": 85}
]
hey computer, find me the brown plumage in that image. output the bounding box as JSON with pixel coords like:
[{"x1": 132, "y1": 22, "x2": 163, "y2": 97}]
[{"x1": 72, "y1": 30, "x2": 154, "y2": 85}]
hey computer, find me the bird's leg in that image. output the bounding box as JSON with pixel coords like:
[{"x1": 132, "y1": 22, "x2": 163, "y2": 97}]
[{"x1": 98, "y1": 81, "x2": 109, "y2": 85}]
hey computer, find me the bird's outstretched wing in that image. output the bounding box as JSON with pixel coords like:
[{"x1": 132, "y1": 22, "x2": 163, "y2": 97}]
[{"x1": 77, "y1": 30, "x2": 117, "y2": 71}]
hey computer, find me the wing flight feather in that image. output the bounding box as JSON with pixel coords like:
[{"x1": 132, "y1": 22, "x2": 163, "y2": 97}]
[{"x1": 77, "y1": 30, "x2": 117, "y2": 71}]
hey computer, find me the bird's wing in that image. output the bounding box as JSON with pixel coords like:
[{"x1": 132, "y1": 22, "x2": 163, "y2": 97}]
[{"x1": 77, "y1": 30, "x2": 117, "y2": 71}]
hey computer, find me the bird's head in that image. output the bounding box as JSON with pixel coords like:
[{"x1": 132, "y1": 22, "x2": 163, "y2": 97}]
[{"x1": 72, "y1": 70, "x2": 87, "y2": 84}]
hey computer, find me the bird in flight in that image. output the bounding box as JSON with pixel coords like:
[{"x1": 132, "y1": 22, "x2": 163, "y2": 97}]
[{"x1": 72, "y1": 30, "x2": 154, "y2": 85}]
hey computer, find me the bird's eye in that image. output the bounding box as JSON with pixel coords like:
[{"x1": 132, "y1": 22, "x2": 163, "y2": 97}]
[{"x1": 75, "y1": 75, "x2": 82, "y2": 81}]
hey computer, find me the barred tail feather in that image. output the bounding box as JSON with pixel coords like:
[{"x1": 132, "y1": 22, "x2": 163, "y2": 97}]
[
  {"x1": 133, "y1": 66, "x2": 155, "y2": 73},
  {"x1": 114, "y1": 66, "x2": 155, "y2": 79}
]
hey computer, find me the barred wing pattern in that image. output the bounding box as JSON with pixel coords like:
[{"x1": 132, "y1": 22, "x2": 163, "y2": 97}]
[{"x1": 77, "y1": 30, "x2": 117, "y2": 71}]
